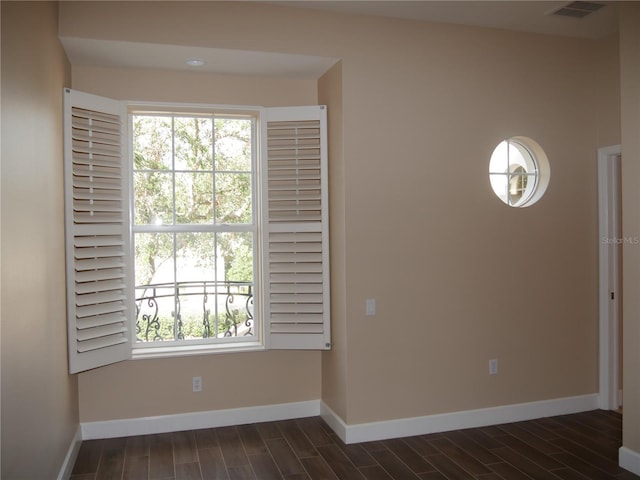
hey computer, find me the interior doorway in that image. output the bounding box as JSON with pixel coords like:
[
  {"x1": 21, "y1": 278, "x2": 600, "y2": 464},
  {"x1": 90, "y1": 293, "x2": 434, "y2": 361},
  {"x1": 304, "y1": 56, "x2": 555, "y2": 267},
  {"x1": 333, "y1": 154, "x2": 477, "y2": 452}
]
[{"x1": 598, "y1": 144, "x2": 622, "y2": 411}]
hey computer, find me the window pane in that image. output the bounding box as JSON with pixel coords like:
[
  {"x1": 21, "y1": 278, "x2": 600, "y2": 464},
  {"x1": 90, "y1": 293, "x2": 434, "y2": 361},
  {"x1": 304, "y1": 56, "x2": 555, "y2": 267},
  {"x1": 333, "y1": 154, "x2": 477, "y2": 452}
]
[
  {"x1": 133, "y1": 116, "x2": 172, "y2": 170},
  {"x1": 175, "y1": 172, "x2": 213, "y2": 224},
  {"x1": 134, "y1": 232, "x2": 176, "y2": 342},
  {"x1": 134, "y1": 232, "x2": 175, "y2": 286},
  {"x1": 218, "y1": 231, "x2": 254, "y2": 283},
  {"x1": 175, "y1": 232, "x2": 217, "y2": 284},
  {"x1": 174, "y1": 117, "x2": 213, "y2": 170},
  {"x1": 134, "y1": 171, "x2": 173, "y2": 225},
  {"x1": 174, "y1": 232, "x2": 215, "y2": 339},
  {"x1": 215, "y1": 118, "x2": 252, "y2": 171},
  {"x1": 215, "y1": 172, "x2": 252, "y2": 224},
  {"x1": 489, "y1": 173, "x2": 508, "y2": 204},
  {"x1": 508, "y1": 168, "x2": 528, "y2": 205},
  {"x1": 489, "y1": 140, "x2": 509, "y2": 173},
  {"x1": 217, "y1": 231, "x2": 254, "y2": 338},
  {"x1": 512, "y1": 142, "x2": 537, "y2": 174}
]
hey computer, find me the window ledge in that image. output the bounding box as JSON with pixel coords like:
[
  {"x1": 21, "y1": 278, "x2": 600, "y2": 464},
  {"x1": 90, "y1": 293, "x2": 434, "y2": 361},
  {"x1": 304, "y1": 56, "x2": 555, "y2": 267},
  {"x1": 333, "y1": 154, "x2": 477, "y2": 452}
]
[{"x1": 132, "y1": 340, "x2": 265, "y2": 360}]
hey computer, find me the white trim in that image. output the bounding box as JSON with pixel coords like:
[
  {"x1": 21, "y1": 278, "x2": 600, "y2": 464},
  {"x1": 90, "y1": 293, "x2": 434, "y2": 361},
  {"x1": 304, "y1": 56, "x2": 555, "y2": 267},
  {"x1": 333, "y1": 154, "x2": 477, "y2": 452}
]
[
  {"x1": 320, "y1": 402, "x2": 348, "y2": 441},
  {"x1": 321, "y1": 394, "x2": 599, "y2": 444},
  {"x1": 57, "y1": 426, "x2": 82, "y2": 480},
  {"x1": 598, "y1": 144, "x2": 622, "y2": 410},
  {"x1": 620, "y1": 447, "x2": 640, "y2": 475},
  {"x1": 79, "y1": 394, "x2": 599, "y2": 446},
  {"x1": 81, "y1": 400, "x2": 320, "y2": 440}
]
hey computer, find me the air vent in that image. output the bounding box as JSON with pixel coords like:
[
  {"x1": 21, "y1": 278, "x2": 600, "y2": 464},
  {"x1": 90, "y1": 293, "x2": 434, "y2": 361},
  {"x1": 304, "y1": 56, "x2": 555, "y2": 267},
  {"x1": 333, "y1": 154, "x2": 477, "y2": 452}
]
[{"x1": 551, "y1": 1, "x2": 606, "y2": 18}]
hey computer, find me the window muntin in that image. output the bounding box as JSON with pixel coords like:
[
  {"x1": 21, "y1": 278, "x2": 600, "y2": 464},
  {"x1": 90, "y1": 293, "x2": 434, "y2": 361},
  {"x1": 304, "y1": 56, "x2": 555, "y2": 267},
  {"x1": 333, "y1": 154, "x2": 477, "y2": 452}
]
[
  {"x1": 132, "y1": 112, "x2": 256, "y2": 346},
  {"x1": 489, "y1": 136, "x2": 549, "y2": 207}
]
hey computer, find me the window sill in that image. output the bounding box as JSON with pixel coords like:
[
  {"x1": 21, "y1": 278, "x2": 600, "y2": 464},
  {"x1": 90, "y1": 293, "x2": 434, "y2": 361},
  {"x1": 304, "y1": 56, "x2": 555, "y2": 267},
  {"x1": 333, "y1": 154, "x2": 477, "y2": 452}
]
[{"x1": 132, "y1": 340, "x2": 265, "y2": 360}]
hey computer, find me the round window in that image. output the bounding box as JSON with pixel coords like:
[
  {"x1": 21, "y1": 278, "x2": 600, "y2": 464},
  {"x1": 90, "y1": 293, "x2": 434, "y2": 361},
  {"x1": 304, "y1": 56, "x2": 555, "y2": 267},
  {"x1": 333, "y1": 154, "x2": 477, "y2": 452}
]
[{"x1": 489, "y1": 136, "x2": 550, "y2": 207}]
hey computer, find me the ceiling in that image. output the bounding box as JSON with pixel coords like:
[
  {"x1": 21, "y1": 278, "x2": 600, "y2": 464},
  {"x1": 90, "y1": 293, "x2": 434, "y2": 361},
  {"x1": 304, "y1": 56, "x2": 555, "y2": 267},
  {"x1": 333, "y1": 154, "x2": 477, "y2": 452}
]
[
  {"x1": 60, "y1": 1, "x2": 619, "y2": 79},
  {"x1": 269, "y1": 1, "x2": 619, "y2": 39},
  {"x1": 60, "y1": 37, "x2": 340, "y2": 79}
]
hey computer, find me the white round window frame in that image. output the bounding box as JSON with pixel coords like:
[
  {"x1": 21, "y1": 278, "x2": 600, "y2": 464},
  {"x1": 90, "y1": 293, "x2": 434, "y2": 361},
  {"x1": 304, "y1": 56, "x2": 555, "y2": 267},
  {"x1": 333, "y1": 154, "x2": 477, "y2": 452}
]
[{"x1": 489, "y1": 136, "x2": 550, "y2": 208}]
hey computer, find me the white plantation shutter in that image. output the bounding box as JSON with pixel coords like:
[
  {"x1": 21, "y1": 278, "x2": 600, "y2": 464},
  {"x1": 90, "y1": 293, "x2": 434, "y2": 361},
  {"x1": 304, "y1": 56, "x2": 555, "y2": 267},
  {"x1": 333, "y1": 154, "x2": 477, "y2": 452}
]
[
  {"x1": 64, "y1": 89, "x2": 132, "y2": 373},
  {"x1": 263, "y1": 106, "x2": 331, "y2": 349}
]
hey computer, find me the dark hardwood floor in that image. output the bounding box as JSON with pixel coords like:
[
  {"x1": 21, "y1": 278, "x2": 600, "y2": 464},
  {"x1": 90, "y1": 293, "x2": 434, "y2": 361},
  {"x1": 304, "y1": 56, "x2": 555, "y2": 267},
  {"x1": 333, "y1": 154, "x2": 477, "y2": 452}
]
[{"x1": 70, "y1": 409, "x2": 640, "y2": 480}]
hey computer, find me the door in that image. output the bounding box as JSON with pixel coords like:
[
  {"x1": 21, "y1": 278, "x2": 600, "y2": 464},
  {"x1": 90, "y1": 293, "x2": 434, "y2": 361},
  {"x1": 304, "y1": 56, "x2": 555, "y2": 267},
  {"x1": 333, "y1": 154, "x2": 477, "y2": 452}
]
[{"x1": 598, "y1": 145, "x2": 622, "y2": 411}]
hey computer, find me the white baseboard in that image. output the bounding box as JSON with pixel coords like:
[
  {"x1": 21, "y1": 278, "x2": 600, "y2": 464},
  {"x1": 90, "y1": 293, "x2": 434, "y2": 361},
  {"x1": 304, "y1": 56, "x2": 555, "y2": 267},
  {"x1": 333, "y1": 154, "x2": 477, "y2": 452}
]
[
  {"x1": 81, "y1": 399, "x2": 321, "y2": 440},
  {"x1": 620, "y1": 447, "x2": 640, "y2": 475},
  {"x1": 80, "y1": 393, "x2": 600, "y2": 447},
  {"x1": 321, "y1": 393, "x2": 599, "y2": 444},
  {"x1": 57, "y1": 426, "x2": 82, "y2": 480}
]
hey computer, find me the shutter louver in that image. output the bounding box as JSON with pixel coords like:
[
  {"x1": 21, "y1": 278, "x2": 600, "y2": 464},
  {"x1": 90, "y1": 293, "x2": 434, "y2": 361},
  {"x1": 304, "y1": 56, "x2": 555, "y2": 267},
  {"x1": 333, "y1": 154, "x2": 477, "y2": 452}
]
[
  {"x1": 64, "y1": 89, "x2": 132, "y2": 373},
  {"x1": 263, "y1": 107, "x2": 330, "y2": 350}
]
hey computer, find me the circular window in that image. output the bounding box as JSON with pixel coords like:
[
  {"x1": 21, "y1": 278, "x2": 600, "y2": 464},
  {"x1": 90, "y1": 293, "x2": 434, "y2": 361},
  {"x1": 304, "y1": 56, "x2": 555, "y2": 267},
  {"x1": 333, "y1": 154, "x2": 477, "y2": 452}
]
[{"x1": 489, "y1": 136, "x2": 550, "y2": 207}]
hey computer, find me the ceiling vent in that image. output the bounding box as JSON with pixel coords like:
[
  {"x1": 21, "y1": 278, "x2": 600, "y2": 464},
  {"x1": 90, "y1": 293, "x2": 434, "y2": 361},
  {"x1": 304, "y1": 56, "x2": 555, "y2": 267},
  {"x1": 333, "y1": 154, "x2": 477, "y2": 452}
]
[{"x1": 550, "y1": 1, "x2": 606, "y2": 18}]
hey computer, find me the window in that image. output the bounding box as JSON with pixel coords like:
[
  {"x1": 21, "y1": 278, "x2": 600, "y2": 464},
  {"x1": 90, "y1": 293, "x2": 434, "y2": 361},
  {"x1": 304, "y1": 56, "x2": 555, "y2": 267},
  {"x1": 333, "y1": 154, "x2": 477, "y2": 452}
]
[
  {"x1": 488, "y1": 136, "x2": 550, "y2": 207},
  {"x1": 64, "y1": 89, "x2": 330, "y2": 374},
  {"x1": 132, "y1": 112, "x2": 256, "y2": 347}
]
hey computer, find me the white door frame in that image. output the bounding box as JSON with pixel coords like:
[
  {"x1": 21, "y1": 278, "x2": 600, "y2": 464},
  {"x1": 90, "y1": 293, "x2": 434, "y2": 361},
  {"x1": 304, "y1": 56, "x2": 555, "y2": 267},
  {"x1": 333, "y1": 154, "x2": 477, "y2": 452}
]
[{"x1": 598, "y1": 144, "x2": 622, "y2": 410}]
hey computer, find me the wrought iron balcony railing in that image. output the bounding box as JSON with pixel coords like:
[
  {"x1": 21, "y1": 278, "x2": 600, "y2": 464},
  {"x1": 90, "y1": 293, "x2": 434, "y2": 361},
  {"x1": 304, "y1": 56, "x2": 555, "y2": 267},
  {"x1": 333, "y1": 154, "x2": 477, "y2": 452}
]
[{"x1": 134, "y1": 281, "x2": 254, "y2": 342}]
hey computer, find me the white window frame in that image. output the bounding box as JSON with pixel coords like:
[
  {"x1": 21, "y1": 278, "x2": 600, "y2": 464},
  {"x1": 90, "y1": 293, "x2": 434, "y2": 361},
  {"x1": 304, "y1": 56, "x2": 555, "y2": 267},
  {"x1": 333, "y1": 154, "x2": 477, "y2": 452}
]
[
  {"x1": 129, "y1": 104, "x2": 263, "y2": 358},
  {"x1": 488, "y1": 136, "x2": 551, "y2": 208},
  {"x1": 64, "y1": 89, "x2": 330, "y2": 373}
]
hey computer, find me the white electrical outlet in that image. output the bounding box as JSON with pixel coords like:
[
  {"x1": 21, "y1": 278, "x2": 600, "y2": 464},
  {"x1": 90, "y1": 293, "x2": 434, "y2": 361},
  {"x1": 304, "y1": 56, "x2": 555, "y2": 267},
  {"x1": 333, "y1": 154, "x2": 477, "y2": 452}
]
[
  {"x1": 366, "y1": 298, "x2": 376, "y2": 316},
  {"x1": 192, "y1": 376, "x2": 202, "y2": 392},
  {"x1": 489, "y1": 359, "x2": 498, "y2": 375}
]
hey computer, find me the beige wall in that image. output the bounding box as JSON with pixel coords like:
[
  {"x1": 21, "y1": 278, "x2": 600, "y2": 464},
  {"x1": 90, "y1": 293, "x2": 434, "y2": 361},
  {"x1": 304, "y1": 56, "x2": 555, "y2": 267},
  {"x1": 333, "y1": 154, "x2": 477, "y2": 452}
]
[
  {"x1": 1, "y1": 2, "x2": 78, "y2": 478},
  {"x1": 318, "y1": 61, "x2": 347, "y2": 420},
  {"x1": 59, "y1": 1, "x2": 620, "y2": 427},
  {"x1": 79, "y1": 351, "x2": 320, "y2": 421},
  {"x1": 339, "y1": 23, "x2": 605, "y2": 423},
  {"x1": 620, "y1": 2, "x2": 640, "y2": 455}
]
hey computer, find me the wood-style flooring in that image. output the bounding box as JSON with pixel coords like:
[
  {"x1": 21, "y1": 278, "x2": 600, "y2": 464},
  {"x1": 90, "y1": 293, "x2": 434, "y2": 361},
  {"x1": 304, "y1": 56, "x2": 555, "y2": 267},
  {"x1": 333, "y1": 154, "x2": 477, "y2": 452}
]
[{"x1": 70, "y1": 409, "x2": 639, "y2": 480}]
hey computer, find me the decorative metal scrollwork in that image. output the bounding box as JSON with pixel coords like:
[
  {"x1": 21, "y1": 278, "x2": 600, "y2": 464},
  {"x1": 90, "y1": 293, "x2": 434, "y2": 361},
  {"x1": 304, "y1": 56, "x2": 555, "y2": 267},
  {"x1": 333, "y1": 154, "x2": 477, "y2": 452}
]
[
  {"x1": 135, "y1": 281, "x2": 254, "y2": 343},
  {"x1": 202, "y1": 289, "x2": 212, "y2": 339},
  {"x1": 135, "y1": 288, "x2": 162, "y2": 342},
  {"x1": 244, "y1": 287, "x2": 254, "y2": 336},
  {"x1": 174, "y1": 294, "x2": 183, "y2": 340}
]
